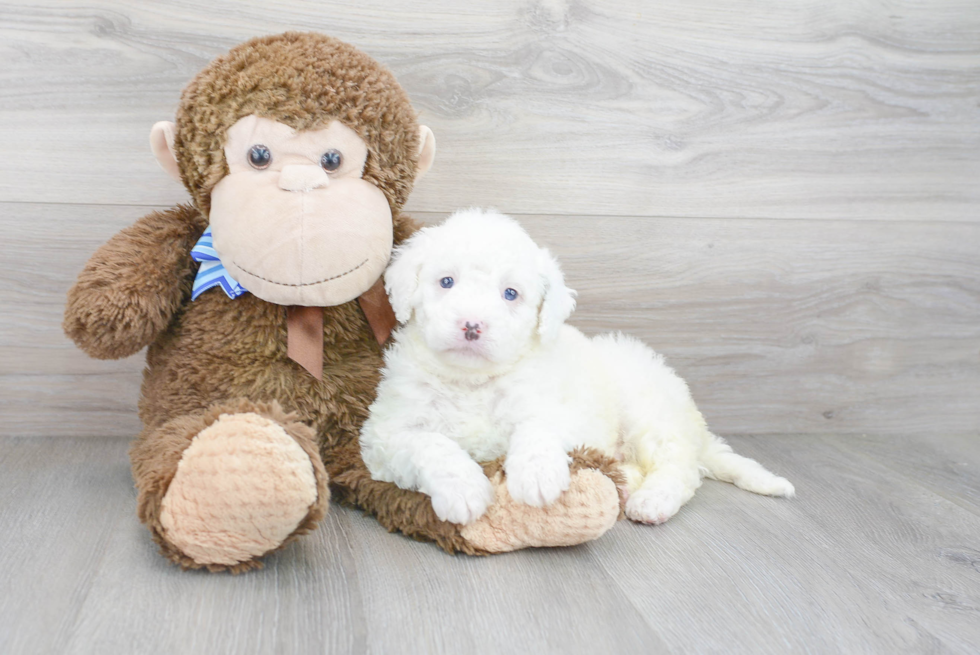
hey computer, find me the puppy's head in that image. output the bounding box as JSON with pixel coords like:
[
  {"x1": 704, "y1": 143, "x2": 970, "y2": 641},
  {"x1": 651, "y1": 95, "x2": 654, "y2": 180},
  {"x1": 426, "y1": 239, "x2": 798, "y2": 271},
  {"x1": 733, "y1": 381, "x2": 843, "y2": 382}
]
[{"x1": 385, "y1": 208, "x2": 576, "y2": 368}]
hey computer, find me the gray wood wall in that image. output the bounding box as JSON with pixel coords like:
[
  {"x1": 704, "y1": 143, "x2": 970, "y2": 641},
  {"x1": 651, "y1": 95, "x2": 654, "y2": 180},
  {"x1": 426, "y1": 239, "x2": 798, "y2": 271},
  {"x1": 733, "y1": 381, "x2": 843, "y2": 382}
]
[{"x1": 1, "y1": 0, "x2": 977, "y2": 438}]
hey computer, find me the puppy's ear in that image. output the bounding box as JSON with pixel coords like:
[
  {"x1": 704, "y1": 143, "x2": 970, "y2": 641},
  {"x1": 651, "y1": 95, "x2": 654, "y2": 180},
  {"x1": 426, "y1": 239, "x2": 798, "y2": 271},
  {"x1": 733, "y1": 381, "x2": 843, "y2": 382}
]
[
  {"x1": 385, "y1": 231, "x2": 431, "y2": 324},
  {"x1": 536, "y1": 248, "x2": 577, "y2": 342}
]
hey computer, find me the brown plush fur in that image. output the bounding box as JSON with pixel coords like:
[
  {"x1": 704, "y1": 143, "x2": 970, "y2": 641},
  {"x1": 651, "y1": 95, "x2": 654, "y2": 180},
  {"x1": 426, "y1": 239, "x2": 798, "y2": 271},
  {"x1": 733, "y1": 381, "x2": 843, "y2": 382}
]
[
  {"x1": 64, "y1": 32, "x2": 622, "y2": 570},
  {"x1": 63, "y1": 204, "x2": 205, "y2": 360}
]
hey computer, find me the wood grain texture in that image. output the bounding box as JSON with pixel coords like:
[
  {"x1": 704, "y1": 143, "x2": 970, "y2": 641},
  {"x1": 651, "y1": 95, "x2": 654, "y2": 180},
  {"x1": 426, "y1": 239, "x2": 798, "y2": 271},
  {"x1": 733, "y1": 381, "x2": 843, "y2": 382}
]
[
  {"x1": 829, "y1": 432, "x2": 980, "y2": 515},
  {"x1": 595, "y1": 434, "x2": 980, "y2": 654},
  {"x1": 5, "y1": 202, "x2": 977, "y2": 437},
  {"x1": 0, "y1": 0, "x2": 977, "y2": 219},
  {"x1": 1, "y1": 434, "x2": 977, "y2": 654},
  {"x1": 0, "y1": 437, "x2": 134, "y2": 655}
]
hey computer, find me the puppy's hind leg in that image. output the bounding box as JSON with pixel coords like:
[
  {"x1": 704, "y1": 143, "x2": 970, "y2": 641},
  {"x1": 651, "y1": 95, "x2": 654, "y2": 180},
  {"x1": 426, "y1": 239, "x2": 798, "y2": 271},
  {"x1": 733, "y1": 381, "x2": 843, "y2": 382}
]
[
  {"x1": 701, "y1": 433, "x2": 795, "y2": 498},
  {"x1": 624, "y1": 442, "x2": 703, "y2": 525}
]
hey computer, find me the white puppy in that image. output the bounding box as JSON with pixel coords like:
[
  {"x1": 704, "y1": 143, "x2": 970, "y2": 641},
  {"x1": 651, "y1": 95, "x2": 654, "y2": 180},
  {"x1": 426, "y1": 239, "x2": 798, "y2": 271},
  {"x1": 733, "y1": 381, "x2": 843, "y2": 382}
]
[{"x1": 361, "y1": 208, "x2": 794, "y2": 526}]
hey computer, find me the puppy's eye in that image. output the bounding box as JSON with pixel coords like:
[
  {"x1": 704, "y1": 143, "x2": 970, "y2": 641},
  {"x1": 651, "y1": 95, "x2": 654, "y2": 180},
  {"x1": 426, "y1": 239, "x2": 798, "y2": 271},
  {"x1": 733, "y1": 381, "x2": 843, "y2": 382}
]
[
  {"x1": 248, "y1": 145, "x2": 271, "y2": 169},
  {"x1": 503, "y1": 288, "x2": 518, "y2": 301},
  {"x1": 440, "y1": 277, "x2": 454, "y2": 289},
  {"x1": 320, "y1": 149, "x2": 343, "y2": 172}
]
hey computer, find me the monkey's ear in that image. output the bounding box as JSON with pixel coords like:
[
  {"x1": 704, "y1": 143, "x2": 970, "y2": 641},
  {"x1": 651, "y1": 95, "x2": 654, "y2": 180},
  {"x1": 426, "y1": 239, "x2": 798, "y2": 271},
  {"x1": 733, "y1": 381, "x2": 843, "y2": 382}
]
[
  {"x1": 536, "y1": 248, "x2": 577, "y2": 343},
  {"x1": 384, "y1": 230, "x2": 431, "y2": 324},
  {"x1": 415, "y1": 125, "x2": 436, "y2": 182},
  {"x1": 149, "y1": 121, "x2": 181, "y2": 182}
]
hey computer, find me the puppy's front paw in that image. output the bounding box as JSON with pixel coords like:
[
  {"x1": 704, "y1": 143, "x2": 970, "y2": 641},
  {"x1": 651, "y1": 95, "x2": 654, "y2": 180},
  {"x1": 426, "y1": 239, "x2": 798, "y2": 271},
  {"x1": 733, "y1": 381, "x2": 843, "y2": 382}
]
[
  {"x1": 426, "y1": 470, "x2": 495, "y2": 525},
  {"x1": 506, "y1": 448, "x2": 572, "y2": 508}
]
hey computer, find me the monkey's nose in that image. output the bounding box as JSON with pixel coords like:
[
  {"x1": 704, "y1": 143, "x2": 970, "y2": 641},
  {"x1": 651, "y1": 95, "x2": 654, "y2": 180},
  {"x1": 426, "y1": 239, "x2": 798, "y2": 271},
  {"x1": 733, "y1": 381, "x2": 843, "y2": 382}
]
[{"x1": 278, "y1": 165, "x2": 329, "y2": 192}]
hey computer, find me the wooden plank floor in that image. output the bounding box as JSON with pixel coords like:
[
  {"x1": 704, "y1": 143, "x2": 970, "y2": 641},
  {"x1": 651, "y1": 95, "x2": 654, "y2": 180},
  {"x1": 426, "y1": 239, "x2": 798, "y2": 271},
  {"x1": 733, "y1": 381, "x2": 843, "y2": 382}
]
[{"x1": 1, "y1": 434, "x2": 977, "y2": 654}]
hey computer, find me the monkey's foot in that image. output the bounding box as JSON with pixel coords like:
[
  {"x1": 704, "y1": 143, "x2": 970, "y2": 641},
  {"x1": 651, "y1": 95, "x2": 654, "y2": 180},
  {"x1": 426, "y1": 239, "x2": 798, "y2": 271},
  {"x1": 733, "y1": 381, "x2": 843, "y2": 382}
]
[
  {"x1": 132, "y1": 401, "x2": 329, "y2": 572},
  {"x1": 460, "y1": 450, "x2": 622, "y2": 553}
]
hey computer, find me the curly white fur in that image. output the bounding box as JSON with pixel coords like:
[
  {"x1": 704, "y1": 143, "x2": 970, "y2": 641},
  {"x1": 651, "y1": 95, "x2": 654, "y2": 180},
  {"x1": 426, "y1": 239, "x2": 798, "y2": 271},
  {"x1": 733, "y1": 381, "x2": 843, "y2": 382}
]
[{"x1": 361, "y1": 208, "x2": 794, "y2": 525}]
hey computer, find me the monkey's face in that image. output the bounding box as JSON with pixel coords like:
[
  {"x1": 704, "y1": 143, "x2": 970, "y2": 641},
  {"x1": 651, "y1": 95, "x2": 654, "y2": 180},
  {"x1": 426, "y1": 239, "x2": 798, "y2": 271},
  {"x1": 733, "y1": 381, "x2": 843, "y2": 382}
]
[{"x1": 207, "y1": 115, "x2": 393, "y2": 306}]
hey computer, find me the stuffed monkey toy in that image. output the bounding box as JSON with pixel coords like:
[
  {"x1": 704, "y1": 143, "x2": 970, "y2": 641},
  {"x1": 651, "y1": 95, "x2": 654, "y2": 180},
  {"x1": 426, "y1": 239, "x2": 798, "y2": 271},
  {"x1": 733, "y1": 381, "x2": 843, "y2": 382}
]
[{"x1": 63, "y1": 32, "x2": 622, "y2": 572}]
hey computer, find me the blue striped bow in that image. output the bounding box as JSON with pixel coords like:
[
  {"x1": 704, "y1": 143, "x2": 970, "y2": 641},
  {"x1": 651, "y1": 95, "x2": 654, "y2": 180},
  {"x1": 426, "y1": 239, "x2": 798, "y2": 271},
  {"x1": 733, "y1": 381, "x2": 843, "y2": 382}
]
[{"x1": 190, "y1": 226, "x2": 248, "y2": 301}]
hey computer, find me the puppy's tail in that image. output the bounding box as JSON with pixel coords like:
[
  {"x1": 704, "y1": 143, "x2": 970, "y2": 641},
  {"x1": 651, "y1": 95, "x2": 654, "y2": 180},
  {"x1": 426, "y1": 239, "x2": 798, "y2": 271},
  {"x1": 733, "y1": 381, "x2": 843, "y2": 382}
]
[{"x1": 700, "y1": 434, "x2": 795, "y2": 498}]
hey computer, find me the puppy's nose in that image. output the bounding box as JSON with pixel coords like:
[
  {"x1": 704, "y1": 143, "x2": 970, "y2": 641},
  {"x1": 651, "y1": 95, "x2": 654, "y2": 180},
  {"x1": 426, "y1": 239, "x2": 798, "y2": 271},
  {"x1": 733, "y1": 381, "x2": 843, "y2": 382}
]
[
  {"x1": 279, "y1": 165, "x2": 329, "y2": 192},
  {"x1": 460, "y1": 321, "x2": 483, "y2": 341}
]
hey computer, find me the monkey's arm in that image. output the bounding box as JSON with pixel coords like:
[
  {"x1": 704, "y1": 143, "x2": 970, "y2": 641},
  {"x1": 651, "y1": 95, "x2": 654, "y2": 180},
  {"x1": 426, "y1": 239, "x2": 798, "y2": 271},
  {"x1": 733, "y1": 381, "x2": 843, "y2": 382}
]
[{"x1": 64, "y1": 204, "x2": 207, "y2": 359}]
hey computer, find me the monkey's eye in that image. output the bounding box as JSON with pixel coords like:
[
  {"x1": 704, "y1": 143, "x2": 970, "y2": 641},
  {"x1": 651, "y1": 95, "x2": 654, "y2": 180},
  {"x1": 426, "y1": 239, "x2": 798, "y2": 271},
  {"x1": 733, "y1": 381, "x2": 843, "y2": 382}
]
[
  {"x1": 247, "y1": 145, "x2": 271, "y2": 169},
  {"x1": 440, "y1": 277, "x2": 454, "y2": 289},
  {"x1": 503, "y1": 288, "x2": 519, "y2": 301},
  {"x1": 320, "y1": 149, "x2": 343, "y2": 172}
]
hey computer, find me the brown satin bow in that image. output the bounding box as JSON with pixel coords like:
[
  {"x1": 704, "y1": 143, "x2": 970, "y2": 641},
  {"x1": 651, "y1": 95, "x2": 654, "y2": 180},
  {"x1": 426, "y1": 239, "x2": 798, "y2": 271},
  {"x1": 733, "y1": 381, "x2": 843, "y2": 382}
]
[{"x1": 286, "y1": 277, "x2": 397, "y2": 380}]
